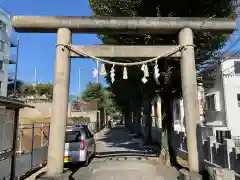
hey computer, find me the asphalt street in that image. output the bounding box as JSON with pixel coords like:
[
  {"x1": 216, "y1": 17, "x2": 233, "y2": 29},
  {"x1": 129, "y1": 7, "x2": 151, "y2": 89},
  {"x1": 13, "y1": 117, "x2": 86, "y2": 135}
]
[{"x1": 70, "y1": 125, "x2": 179, "y2": 180}]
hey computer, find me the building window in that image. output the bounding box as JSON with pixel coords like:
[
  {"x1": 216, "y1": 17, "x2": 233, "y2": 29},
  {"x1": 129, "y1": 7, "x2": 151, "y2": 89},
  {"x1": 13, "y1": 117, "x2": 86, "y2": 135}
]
[
  {"x1": 234, "y1": 61, "x2": 240, "y2": 75},
  {"x1": 0, "y1": 41, "x2": 4, "y2": 51},
  {"x1": 0, "y1": 20, "x2": 6, "y2": 32},
  {"x1": 205, "y1": 94, "x2": 216, "y2": 111},
  {"x1": 237, "y1": 94, "x2": 240, "y2": 107}
]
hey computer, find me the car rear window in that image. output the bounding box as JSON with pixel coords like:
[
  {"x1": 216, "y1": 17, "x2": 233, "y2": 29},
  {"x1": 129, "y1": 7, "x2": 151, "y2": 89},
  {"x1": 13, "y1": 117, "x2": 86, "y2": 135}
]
[
  {"x1": 65, "y1": 130, "x2": 82, "y2": 143},
  {"x1": 82, "y1": 127, "x2": 93, "y2": 139}
]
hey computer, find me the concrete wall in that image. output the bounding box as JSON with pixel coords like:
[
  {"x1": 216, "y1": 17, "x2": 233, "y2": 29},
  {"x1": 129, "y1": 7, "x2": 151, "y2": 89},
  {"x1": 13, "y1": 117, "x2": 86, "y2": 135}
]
[
  {"x1": 70, "y1": 111, "x2": 98, "y2": 122},
  {"x1": 19, "y1": 102, "x2": 53, "y2": 118},
  {"x1": 19, "y1": 102, "x2": 105, "y2": 129}
]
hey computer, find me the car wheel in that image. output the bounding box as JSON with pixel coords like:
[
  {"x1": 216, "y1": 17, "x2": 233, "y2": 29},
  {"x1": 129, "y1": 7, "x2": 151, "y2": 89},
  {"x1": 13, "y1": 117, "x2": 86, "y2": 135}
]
[
  {"x1": 83, "y1": 157, "x2": 89, "y2": 167},
  {"x1": 93, "y1": 145, "x2": 96, "y2": 157}
]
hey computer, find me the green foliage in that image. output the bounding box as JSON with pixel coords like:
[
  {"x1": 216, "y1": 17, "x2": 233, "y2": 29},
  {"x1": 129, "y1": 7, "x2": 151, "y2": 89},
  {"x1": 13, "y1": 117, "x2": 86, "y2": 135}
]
[
  {"x1": 81, "y1": 82, "x2": 104, "y2": 100},
  {"x1": 35, "y1": 83, "x2": 53, "y2": 99},
  {"x1": 89, "y1": 0, "x2": 236, "y2": 157},
  {"x1": 20, "y1": 84, "x2": 36, "y2": 96},
  {"x1": 81, "y1": 82, "x2": 120, "y2": 115},
  {"x1": 89, "y1": 0, "x2": 235, "y2": 105},
  {"x1": 17, "y1": 83, "x2": 53, "y2": 100},
  {"x1": 90, "y1": 0, "x2": 235, "y2": 54},
  {"x1": 69, "y1": 117, "x2": 90, "y2": 123}
]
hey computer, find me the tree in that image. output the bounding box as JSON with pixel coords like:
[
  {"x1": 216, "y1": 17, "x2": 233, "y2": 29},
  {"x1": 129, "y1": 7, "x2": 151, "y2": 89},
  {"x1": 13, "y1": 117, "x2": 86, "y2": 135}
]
[
  {"x1": 7, "y1": 80, "x2": 25, "y2": 97},
  {"x1": 81, "y1": 82, "x2": 120, "y2": 115},
  {"x1": 20, "y1": 84, "x2": 36, "y2": 97},
  {"x1": 35, "y1": 83, "x2": 53, "y2": 100},
  {"x1": 89, "y1": 0, "x2": 235, "y2": 165},
  {"x1": 12, "y1": 82, "x2": 53, "y2": 101}
]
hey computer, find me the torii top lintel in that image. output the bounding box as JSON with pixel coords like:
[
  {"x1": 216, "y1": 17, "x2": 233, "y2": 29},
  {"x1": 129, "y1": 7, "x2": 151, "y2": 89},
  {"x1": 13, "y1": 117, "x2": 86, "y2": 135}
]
[{"x1": 12, "y1": 16, "x2": 236, "y2": 34}]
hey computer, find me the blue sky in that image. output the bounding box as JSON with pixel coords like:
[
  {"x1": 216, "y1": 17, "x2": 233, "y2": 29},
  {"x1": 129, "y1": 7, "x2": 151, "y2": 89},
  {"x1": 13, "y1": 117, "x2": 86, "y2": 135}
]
[
  {"x1": 1, "y1": 0, "x2": 240, "y2": 95},
  {"x1": 1, "y1": 0, "x2": 106, "y2": 95}
]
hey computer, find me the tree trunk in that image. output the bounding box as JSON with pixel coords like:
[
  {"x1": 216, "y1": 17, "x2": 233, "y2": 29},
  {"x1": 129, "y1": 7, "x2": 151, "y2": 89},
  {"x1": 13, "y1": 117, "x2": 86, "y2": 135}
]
[
  {"x1": 143, "y1": 96, "x2": 152, "y2": 145},
  {"x1": 124, "y1": 111, "x2": 128, "y2": 129},
  {"x1": 160, "y1": 99, "x2": 178, "y2": 166},
  {"x1": 129, "y1": 110, "x2": 134, "y2": 133},
  {"x1": 133, "y1": 93, "x2": 143, "y2": 136},
  {"x1": 132, "y1": 108, "x2": 137, "y2": 133},
  {"x1": 125, "y1": 110, "x2": 133, "y2": 132},
  {"x1": 120, "y1": 116, "x2": 124, "y2": 124},
  {"x1": 134, "y1": 106, "x2": 142, "y2": 136}
]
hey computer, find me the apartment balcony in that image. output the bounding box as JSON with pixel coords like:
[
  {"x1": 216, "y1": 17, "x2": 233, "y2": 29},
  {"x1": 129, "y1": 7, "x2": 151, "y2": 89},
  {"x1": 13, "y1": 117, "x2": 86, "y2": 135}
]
[
  {"x1": 0, "y1": 7, "x2": 11, "y2": 19},
  {"x1": 9, "y1": 54, "x2": 17, "y2": 64},
  {"x1": 8, "y1": 71, "x2": 15, "y2": 82},
  {"x1": 0, "y1": 31, "x2": 16, "y2": 48},
  {"x1": 10, "y1": 40, "x2": 17, "y2": 48},
  {"x1": 10, "y1": 34, "x2": 18, "y2": 47},
  {"x1": 2, "y1": 54, "x2": 17, "y2": 64}
]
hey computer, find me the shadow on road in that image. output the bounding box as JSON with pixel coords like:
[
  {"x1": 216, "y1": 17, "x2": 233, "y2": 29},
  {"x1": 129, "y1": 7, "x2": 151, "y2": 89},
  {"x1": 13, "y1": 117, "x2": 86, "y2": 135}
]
[
  {"x1": 98, "y1": 125, "x2": 188, "y2": 172},
  {"x1": 65, "y1": 125, "x2": 180, "y2": 180},
  {"x1": 65, "y1": 163, "x2": 81, "y2": 180},
  {"x1": 65, "y1": 155, "x2": 95, "y2": 180},
  {"x1": 95, "y1": 125, "x2": 160, "y2": 159}
]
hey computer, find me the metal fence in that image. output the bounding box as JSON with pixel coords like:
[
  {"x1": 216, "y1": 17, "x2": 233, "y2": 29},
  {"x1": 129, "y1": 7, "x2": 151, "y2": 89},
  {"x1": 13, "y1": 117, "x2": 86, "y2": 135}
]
[
  {"x1": 17, "y1": 123, "x2": 50, "y2": 154},
  {"x1": 0, "y1": 122, "x2": 50, "y2": 180},
  {"x1": 14, "y1": 122, "x2": 50, "y2": 178},
  {"x1": 0, "y1": 121, "x2": 98, "y2": 180},
  {"x1": 0, "y1": 109, "x2": 15, "y2": 180}
]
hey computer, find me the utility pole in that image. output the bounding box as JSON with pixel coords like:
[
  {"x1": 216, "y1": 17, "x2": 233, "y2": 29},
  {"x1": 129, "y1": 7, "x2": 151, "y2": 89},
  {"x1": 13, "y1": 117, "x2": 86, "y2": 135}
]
[
  {"x1": 13, "y1": 34, "x2": 20, "y2": 97},
  {"x1": 96, "y1": 61, "x2": 99, "y2": 83},
  {"x1": 34, "y1": 68, "x2": 37, "y2": 85},
  {"x1": 78, "y1": 68, "x2": 81, "y2": 95}
]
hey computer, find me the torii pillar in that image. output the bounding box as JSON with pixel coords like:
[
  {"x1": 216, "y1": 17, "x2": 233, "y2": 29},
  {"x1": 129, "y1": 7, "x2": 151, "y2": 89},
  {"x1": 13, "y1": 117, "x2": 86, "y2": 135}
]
[
  {"x1": 46, "y1": 28, "x2": 71, "y2": 176},
  {"x1": 179, "y1": 28, "x2": 201, "y2": 172}
]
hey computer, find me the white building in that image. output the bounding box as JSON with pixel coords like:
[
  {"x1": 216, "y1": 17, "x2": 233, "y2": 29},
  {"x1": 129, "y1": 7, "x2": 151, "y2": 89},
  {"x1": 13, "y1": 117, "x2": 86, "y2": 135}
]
[
  {"x1": 172, "y1": 84, "x2": 205, "y2": 133},
  {"x1": 173, "y1": 55, "x2": 240, "y2": 137},
  {"x1": 0, "y1": 7, "x2": 15, "y2": 97}
]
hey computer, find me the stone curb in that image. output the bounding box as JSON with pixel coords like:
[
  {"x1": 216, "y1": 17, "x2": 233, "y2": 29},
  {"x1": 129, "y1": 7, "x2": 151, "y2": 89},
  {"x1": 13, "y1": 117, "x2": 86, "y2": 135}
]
[{"x1": 23, "y1": 167, "x2": 47, "y2": 180}]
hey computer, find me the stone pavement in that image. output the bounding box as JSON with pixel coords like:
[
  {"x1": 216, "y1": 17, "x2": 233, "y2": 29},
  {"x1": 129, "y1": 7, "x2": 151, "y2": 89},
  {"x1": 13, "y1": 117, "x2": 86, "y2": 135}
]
[{"x1": 70, "y1": 125, "x2": 179, "y2": 180}]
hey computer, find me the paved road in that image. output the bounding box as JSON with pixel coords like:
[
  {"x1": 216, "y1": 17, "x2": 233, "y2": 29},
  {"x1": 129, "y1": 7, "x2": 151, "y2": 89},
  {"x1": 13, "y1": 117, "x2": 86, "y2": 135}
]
[{"x1": 70, "y1": 125, "x2": 179, "y2": 180}]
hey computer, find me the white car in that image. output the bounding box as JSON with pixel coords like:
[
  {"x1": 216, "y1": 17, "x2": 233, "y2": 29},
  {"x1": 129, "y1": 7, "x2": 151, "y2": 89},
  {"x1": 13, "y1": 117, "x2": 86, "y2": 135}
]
[{"x1": 64, "y1": 124, "x2": 96, "y2": 166}]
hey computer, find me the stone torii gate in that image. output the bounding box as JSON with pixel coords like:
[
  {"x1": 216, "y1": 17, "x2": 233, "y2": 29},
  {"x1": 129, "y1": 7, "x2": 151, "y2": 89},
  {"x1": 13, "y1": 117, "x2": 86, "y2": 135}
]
[{"x1": 12, "y1": 16, "x2": 235, "y2": 178}]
